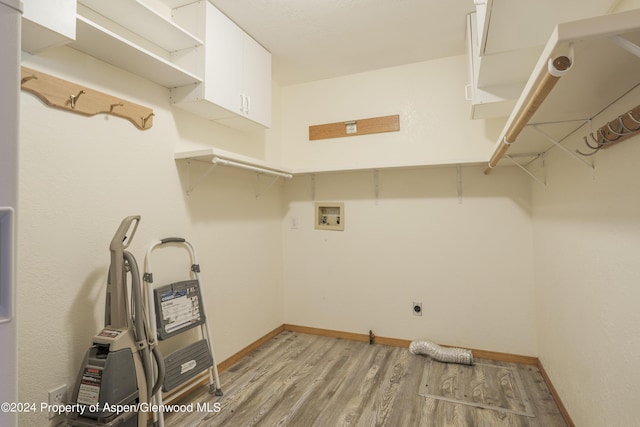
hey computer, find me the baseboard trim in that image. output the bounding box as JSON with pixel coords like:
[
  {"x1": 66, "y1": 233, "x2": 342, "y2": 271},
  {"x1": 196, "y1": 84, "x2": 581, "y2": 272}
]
[
  {"x1": 537, "y1": 359, "x2": 576, "y2": 427},
  {"x1": 217, "y1": 324, "x2": 285, "y2": 373},
  {"x1": 283, "y1": 324, "x2": 372, "y2": 343},
  {"x1": 212, "y1": 323, "x2": 574, "y2": 427},
  {"x1": 282, "y1": 324, "x2": 538, "y2": 365},
  {"x1": 464, "y1": 347, "x2": 538, "y2": 366}
]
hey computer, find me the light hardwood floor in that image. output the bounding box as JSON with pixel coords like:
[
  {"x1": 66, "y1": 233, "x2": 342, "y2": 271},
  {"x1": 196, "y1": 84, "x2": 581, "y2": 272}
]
[{"x1": 164, "y1": 331, "x2": 567, "y2": 426}]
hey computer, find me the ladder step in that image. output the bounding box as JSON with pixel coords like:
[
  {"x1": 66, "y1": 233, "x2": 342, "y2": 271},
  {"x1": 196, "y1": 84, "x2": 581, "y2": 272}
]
[{"x1": 163, "y1": 339, "x2": 213, "y2": 392}]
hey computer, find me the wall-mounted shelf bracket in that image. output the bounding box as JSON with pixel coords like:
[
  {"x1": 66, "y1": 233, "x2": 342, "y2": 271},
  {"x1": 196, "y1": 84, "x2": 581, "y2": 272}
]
[
  {"x1": 184, "y1": 160, "x2": 217, "y2": 196},
  {"x1": 373, "y1": 170, "x2": 380, "y2": 205},
  {"x1": 175, "y1": 149, "x2": 293, "y2": 196},
  {"x1": 610, "y1": 35, "x2": 640, "y2": 59},
  {"x1": 182, "y1": 158, "x2": 292, "y2": 196},
  {"x1": 254, "y1": 173, "x2": 284, "y2": 199},
  {"x1": 531, "y1": 125, "x2": 595, "y2": 178},
  {"x1": 310, "y1": 174, "x2": 316, "y2": 204},
  {"x1": 456, "y1": 165, "x2": 463, "y2": 204},
  {"x1": 20, "y1": 66, "x2": 154, "y2": 130},
  {"x1": 505, "y1": 154, "x2": 547, "y2": 189}
]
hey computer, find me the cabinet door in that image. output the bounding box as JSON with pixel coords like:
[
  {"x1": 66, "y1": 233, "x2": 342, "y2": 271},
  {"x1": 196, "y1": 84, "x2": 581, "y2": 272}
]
[
  {"x1": 242, "y1": 34, "x2": 271, "y2": 127},
  {"x1": 174, "y1": 1, "x2": 272, "y2": 129},
  {"x1": 204, "y1": 3, "x2": 243, "y2": 117}
]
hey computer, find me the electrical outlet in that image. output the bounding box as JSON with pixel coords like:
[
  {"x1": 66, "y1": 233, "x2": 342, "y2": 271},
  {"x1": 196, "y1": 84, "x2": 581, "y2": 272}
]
[
  {"x1": 413, "y1": 302, "x2": 422, "y2": 316},
  {"x1": 48, "y1": 384, "x2": 67, "y2": 419}
]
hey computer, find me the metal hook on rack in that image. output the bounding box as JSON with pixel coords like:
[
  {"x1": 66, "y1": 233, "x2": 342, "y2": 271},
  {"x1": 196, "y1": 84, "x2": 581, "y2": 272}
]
[
  {"x1": 141, "y1": 112, "x2": 154, "y2": 129},
  {"x1": 583, "y1": 134, "x2": 601, "y2": 150},
  {"x1": 21, "y1": 74, "x2": 37, "y2": 85},
  {"x1": 69, "y1": 90, "x2": 85, "y2": 109},
  {"x1": 578, "y1": 129, "x2": 608, "y2": 156},
  {"x1": 576, "y1": 139, "x2": 601, "y2": 156},
  {"x1": 602, "y1": 127, "x2": 620, "y2": 143},
  {"x1": 617, "y1": 116, "x2": 633, "y2": 133},
  {"x1": 606, "y1": 119, "x2": 626, "y2": 137},
  {"x1": 592, "y1": 129, "x2": 608, "y2": 146},
  {"x1": 577, "y1": 104, "x2": 640, "y2": 156},
  {"x1": 627, "y1": 110, "x2": 640, "y2": 129}
]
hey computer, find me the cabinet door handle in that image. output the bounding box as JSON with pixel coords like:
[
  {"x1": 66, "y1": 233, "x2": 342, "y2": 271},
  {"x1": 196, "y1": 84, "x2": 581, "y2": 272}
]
[{"x1": 238, "y1": 94, "x2": 250, "y2": 115}]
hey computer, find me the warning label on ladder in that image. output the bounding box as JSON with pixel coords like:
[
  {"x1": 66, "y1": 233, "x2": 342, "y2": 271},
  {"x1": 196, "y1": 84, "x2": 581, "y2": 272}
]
[{"x1": 160, "y1": 286, "x2": 202, "y2": 335}]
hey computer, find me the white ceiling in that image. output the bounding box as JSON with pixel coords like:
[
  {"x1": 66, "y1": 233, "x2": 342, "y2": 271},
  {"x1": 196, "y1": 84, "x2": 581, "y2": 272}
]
[
  {"x1": 158, "y1": 0, "x2": 626, "y2": 88},
  {"x1": 205, "y1": 0, "x2": 477, "y2": 86}
]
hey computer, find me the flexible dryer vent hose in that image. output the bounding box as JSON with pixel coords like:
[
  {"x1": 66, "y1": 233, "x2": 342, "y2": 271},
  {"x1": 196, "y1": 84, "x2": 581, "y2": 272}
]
[{"x1": 409, "y1": 340, "x2": 473, "y2": 366}]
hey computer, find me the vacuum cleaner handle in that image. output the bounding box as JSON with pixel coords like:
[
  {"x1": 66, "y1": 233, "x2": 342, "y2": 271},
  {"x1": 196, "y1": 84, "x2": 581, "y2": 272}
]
[
  {"x1": 110, "y1": 215, "x2": 141, "y2": 251},
  {"x1": 106, "y1": 215, "x2": 141, "y2": 329}
]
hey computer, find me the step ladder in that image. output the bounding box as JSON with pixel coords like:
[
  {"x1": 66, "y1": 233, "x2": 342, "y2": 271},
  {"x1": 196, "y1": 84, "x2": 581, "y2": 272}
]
[{"x1": 143, "y1": 238, "x2": 222, "y2": 427}]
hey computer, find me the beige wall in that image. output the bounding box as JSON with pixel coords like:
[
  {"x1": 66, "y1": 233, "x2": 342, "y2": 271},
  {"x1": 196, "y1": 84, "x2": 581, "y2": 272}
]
[
  {"x1": 279, "y1": 37, "x2": 640, "y2": 425},
  {"x1": 280, "y1": 55, "x2": 504, "y2": 171},
  {"x1": 18, "y1": 46, "x2": 285, "y2": 426},
  {"x1": 532, "y1": 85, "x2": 640, "y2": 426},
  {"x1": 282, "y1": 165, "x2": 537, "y2": 354},
  {"x1": 613, "y1": 0, "x2": 640, "y2": 12},
  {"x1": 279, "y1": 55, "x2": 537, "y2": 355}
]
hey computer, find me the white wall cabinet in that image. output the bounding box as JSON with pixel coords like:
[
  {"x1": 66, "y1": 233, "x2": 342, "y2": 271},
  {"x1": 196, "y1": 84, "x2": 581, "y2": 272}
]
[
  {"x1": 171, "y1": 1, "x2": 272, "y2": 129},
  {"x1": 465, "y1": 12, "x2": 519, "y2": 119},
  {"x1": 21, "y1": 0, "x2": 202, "y2": 87},
  {"x1": 69, "y1": 0, "x2": 202, "y2": 88},
  {"x1": 238, "y1": 32, "x2": 271, "y2": 128},
  {"x1": 21, "y1": 0, "x2": 76, "y2": 53}
]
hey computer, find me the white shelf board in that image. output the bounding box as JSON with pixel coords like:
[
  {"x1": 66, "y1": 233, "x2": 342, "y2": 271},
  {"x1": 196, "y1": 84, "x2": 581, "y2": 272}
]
[
  {"x1": 176, "y1": 150, "x2": 495, "y2": 179},
  {"x1": 79, "y1": 0, "x2": 202, "y2": 53},
  {"x1": 292, "y1": 159, "x2": 487, "y2": 175},
  {"x1": 159, "y1": 0, "x2": 197, "y2": 9},
  {"x1": 482, "y1": 0, "x2": 615, "y2": 56},
  {"x1": 472, "y1": 0, "x2": 617, "y2": 122},
  {"x1": 490, "y1": 9, "x2": 640, "y2": 160},
  {"x1": 22, "y1": 18, "x2": 75, "y2": 54},
  {"x1": 21, "y1": 0, "x2": 76, "y2": 54},
  {"x1": 69, "y1": 15, "x2": 202, "y2": 88},
  {"x1": 175, "y1": 148, "x2": 293, "y2": 175}
]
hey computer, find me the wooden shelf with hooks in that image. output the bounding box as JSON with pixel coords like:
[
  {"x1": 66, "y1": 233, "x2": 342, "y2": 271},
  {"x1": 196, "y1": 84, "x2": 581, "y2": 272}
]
[
  {"x1": 592, "y1": 103, "x2": 640, "y2": 152},
  {"x1": 20, "y1": 66, "x2": 154, "y2": 130}
]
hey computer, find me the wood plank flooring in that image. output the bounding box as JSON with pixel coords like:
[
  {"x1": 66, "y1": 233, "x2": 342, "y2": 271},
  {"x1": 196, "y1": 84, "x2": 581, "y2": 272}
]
[{"x1": 163, "y1": 331, "x2": 567, "y2": 426}]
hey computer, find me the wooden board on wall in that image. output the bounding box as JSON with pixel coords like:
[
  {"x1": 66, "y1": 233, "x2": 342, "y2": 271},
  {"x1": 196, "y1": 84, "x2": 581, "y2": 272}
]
[
  {"x1": 309, "y1": 114, "x2": 400, "y2": 140},
  {"x1": 20, "y1": 66, "x2": 154, "y2": 130}
]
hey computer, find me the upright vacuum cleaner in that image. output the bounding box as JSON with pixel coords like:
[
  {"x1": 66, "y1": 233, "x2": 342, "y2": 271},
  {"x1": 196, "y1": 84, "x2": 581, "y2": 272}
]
[{"x1": 67, "y1": 216, "x2": 165, "y2": 427}]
